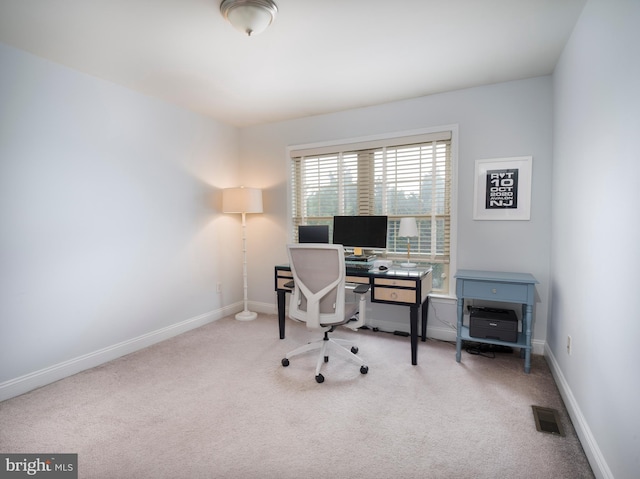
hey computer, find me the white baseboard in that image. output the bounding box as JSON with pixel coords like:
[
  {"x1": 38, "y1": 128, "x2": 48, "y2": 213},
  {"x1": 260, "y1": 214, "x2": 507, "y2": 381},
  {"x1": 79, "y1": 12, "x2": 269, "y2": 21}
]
[
  {"x1": 544, "y1": 344, "x2": 613, "y2": 479},
  {"x1": 0, "y1": 304, "x2": 239, "y2": 402},
  {"x1": 426, "y1": 325, "x2": 458, "y2": 343},
  {"x1": 251, "y1": 300, "x2": 279, "y2": 316},
  {"x1": 364, "y1": 320, "x2": 546, "y2": 355}
]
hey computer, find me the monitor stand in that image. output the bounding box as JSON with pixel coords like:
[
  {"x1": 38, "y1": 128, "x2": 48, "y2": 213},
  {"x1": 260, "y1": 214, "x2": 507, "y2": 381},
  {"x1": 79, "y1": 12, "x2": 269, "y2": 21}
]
[
  {"x1": 345, "y1": 247, "x2": 376, "y2": 262},
  {"x1": 345, "y1": 254, "x2": 376, "y2": 262}
]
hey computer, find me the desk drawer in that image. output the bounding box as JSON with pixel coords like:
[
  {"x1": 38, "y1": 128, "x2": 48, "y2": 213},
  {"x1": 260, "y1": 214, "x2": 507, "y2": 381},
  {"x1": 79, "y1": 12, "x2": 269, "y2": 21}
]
[
  {"x1": 276, "y1": 270, "x2": 293, "y2": 290},
  {"x1": 372, "y1": 287, "x2": 416, "y2": 304},
  {"x1": 461, "y1": 280, "x2": 528, "y2": 303},
  {"x1": 374, "y1": 277, "x2": 415, "y2": 288},
  {"x1": 346, "y1": 276, "x2": 370, "y2": 285},
  {"x1": 277, "y1": 278, "x2": 294, "y2": 290}
]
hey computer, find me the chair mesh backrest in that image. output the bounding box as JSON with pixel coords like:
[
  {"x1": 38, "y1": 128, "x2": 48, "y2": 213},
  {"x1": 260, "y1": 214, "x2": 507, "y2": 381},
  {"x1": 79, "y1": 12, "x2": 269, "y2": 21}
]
[{"x1": 287, "y1": 244, "x2": 346, "y2": 327}]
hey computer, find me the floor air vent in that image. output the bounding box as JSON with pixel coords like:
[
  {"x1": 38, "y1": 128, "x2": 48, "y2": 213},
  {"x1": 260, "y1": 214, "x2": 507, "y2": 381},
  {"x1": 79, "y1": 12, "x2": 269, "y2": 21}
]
[{"x1": 532, "y1": 406, "x2": 565, "y2": 436}]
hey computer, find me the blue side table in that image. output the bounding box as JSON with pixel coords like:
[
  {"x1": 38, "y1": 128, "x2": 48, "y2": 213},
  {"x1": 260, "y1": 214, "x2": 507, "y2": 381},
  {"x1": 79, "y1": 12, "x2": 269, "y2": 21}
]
[{"x1": 454, "y1": 269, "x2": 538, "y2": 373}]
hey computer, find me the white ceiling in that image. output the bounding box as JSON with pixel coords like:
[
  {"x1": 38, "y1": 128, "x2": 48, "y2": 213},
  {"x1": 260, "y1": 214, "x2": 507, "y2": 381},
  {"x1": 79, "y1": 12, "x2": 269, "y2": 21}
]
[{"x1": 0, "y1": 0, "x2": 586, "y2": 127}]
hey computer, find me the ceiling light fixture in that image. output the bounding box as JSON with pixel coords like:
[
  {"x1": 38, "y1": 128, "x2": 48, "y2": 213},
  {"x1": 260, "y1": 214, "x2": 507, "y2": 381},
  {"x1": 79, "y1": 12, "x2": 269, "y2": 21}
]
[{"x1": 220, "y1": 0, "x2": 278, "y2": 37}]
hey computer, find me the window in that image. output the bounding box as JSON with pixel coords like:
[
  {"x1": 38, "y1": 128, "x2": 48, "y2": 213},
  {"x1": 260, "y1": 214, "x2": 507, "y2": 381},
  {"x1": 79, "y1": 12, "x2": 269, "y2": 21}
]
[{"x1": 290, "y1": 130, "x2": 453, "y2": 293}]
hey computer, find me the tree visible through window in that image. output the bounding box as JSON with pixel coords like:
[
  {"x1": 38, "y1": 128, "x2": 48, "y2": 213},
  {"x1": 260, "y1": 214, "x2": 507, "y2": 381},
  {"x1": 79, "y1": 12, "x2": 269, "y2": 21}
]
[{"x1": 290, "y1": 131, "x2": 452, "y2": 293}]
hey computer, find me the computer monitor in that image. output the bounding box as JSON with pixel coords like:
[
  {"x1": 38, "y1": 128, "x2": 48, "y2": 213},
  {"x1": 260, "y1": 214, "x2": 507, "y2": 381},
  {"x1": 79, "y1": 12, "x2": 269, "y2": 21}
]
[
  {"x1": 332, "y1": 216, "x2": 388, "y2": 253},
  {"x1": 298, "y1": 225, "x2": 330, "y2": 243}
]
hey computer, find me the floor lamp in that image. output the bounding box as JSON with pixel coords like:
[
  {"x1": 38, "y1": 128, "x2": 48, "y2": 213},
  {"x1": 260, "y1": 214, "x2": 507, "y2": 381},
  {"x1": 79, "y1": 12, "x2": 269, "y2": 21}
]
[
  {"x1": 398, "y1": 217, "x2": 418, "y2": 268},
  {"x1": 223, "y1": 187, "x2": 263, "y2": 321}
]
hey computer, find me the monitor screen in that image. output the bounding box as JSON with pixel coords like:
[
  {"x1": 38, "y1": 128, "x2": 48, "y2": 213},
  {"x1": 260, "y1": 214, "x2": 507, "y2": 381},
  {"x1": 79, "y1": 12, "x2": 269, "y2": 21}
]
[
  {"x1": 332, "y1": 216, "x2": 388, "y2": 250},
  {"x1": 298, "y1": 225, "x2": 330, "y2": 243}
]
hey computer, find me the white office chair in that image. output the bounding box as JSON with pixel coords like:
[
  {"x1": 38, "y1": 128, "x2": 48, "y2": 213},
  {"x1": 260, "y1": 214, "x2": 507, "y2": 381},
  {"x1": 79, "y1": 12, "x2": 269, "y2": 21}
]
[{"x1": 281, "y1": 243, "x2": 370, "y2": 383}]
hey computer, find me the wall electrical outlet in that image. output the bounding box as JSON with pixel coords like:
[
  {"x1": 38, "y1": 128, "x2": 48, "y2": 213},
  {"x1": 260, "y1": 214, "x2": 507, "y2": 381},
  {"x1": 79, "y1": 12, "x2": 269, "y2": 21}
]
[{"x1": 567, "y1": 335, "x2": 572, "y2": 355}]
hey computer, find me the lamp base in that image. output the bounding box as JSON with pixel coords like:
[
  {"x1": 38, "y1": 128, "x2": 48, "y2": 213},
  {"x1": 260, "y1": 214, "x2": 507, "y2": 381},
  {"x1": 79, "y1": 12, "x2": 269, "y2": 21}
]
[
  {"x1": 235, "y1": 310, "x2": 258, "y2": 321},
  {"x1": 400, "y1": 262, "x2": 417, "y2": 268}
]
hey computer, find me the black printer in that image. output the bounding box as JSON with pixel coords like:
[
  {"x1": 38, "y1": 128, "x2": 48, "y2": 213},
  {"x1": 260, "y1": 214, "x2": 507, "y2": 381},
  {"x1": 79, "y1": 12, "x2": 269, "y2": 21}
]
[{"x1": 469, "y1": 307, "x2": 518, "y2": 342}]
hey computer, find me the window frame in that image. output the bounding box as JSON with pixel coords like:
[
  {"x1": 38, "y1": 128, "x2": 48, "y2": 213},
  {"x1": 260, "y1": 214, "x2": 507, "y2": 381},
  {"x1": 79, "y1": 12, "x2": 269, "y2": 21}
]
[{"x1": 287, "y1": 126, "x2": 458, "y2": 295}]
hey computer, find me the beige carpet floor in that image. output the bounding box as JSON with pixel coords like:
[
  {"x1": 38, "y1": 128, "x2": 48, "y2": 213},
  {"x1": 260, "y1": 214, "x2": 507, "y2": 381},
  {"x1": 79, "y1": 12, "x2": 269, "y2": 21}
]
[{"x1": 0, "y1": 314, "x2": 594, "y2": 478}]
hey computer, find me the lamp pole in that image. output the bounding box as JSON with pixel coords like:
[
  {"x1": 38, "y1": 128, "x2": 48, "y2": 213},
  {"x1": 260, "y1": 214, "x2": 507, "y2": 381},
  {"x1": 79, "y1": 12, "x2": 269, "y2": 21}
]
[
  {"x1": 223, "y1": 186, "x2": 262, "y2": 321},
  {"x1": 236, "y1": 211, "x2": 257, "y2": 321}
]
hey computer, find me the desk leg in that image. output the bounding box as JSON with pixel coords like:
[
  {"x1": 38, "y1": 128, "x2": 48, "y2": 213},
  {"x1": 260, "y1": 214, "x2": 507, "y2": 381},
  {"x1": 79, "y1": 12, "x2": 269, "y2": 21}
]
[
  {"x1": 277, "y1": 290, "x2": 286, "y2": 339},
  {"x1": 410, "y1": 305, "x2": 418, "y2": 365},
  {"x1": 456, "y1": 298, "x2": 464, "y2": 362},
  {"x1": 523, "y1": 303, "x2": 532, "y2": 373},
  {"x1": 421, "y1": 295, "x2": 429, "y2": 342}
]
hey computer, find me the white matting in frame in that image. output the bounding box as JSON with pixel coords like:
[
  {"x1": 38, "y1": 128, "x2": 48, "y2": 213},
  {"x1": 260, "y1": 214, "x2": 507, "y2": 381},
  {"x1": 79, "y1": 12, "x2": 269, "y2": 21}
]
[{"x1": 473, "y1": 156, "x2": 532, "y2": 220}]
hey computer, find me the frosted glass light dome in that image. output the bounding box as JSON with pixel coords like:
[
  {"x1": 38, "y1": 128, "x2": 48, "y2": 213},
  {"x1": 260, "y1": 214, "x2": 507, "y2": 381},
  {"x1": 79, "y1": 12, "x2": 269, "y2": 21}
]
[{"x1": 220, "y1": 0, "x2": 278, "y2": 36}]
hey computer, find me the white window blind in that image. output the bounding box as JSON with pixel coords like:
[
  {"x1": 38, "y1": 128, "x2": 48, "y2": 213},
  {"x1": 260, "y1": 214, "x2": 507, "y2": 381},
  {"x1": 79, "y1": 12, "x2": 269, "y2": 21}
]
[{"x1": 290, "y1": 131, "x2": 452, "y2": 292}]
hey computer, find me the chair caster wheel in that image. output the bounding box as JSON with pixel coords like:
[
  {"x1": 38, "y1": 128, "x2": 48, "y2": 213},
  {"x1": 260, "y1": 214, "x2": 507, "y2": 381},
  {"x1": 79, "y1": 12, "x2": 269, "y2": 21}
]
[
  {"x1": 360, "y1": 365, "x2": 369, "y2": 374},
  {"x1": 351, "y1": 346, "x2": 359, "y2": 354},
  {"x1": 315, "y1": 374, "x2": 325, "y2": 383},
  {"x1": 281, "y1": 358, "x2": 289, "y2": 367},
  {"x1": 324, "y1": 356, "x2": 329, "y2": 363}
]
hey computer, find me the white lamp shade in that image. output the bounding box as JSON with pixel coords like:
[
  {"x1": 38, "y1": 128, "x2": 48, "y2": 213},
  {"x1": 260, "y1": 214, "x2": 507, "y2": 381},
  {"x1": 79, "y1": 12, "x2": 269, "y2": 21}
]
[
  {"x1": 398, "y1": 217, "x2": 418, "y2": 238},
  {"x1": 223, "y1": 187, "x2": 263, "y2": 213}
]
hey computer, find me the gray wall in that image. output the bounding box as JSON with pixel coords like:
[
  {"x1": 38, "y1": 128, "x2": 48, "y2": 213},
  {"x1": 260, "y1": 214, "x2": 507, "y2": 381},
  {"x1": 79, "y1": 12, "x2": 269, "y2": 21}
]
[
  {"x1": 550, "y1": 1, "x2": 640, "y2": 478},
  {"x1": 241, "y1": 77, "x2": 553, "y2": 348},
  {"x1": 0, "y1": 43, "x2": 244, "y2": 396}
]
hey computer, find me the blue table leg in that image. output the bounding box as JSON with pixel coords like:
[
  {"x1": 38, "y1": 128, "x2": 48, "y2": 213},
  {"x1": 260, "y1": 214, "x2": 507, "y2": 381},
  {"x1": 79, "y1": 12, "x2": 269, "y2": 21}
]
[
  {"x1": 524, "y1": 303, "x2": 533, "y2": 373},
  {"x1": 456, "y1": 298, "x2": 464, "y2": 362}
]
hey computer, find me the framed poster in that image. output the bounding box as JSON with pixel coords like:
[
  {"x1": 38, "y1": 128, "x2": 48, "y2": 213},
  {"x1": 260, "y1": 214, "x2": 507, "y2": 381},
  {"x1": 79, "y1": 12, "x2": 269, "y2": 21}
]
[{"x1": 473, "y1": 156, "x2": 532, "y2": 220}]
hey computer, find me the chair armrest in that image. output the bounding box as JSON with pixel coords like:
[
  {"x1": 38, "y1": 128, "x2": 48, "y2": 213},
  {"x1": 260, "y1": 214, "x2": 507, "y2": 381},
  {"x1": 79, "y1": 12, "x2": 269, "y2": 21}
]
[{"x1": 353, "y1": 284, "x2": 370, "y2": 295}]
